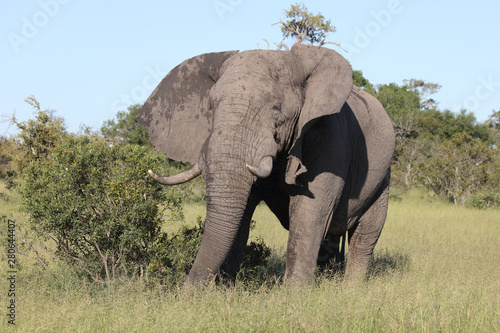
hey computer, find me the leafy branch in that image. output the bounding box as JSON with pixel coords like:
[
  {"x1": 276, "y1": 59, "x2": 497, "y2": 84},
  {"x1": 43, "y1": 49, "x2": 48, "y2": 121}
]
[{"x1": 274, "y1": 3, "x2": 343, "y2": 50}]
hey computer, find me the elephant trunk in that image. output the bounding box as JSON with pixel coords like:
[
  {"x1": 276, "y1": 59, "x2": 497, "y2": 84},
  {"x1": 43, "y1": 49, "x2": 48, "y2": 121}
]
[
  {"x1": 185, "y1": 170, "x2": 253, "y2": 286},
  {"x1": 183, "y1": 102, "x2": 275, "y2": 287}
]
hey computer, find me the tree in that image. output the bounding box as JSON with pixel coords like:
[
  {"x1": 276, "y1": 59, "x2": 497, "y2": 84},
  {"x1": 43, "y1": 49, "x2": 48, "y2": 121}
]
[
  {"x1": 487, "y1": 109, "x2": 500, "y2": 133},
  {"x1": 422, "y1": 132, "x2": 495, "y2": 206},
  {"x1": 3, "y1": 96, "x2": 66, "y2": 176},
  {"x1": 101, "y1": 104, "x2": 150, "y2": 146},
  {"x1": 20, "y1": 135, "x2": 185, "y2": 286},
  {"x1": 486, "y1": 109, "x2": 500, "y2": 148},
  {"x1": 352, "y1": 70, "x2": 376, "y2": 95},
  {"x1": 391, "y1": 136, "x2": 435, "y2": 189},
  {"x1": 403, "y1": 79, "x2": 441, "y2": 110},
  {"x1": 18, "y1": 96, "x2": 66, "y2": 160},
  {"x1": 276, "y1": 3, "x2": 337, "y2": 48},
  {"x1": 418, "y1": 109, "x2": 491, "y2": 143},
  {"x1": 375, "y1": 83, "x2": 421, "y2": 121},
  {"x1": 0, "y1": 136, "x2": 15, "y2": 179},
  {"x1": 374, "y1": 83, "x2": 421, "y2": 160}
]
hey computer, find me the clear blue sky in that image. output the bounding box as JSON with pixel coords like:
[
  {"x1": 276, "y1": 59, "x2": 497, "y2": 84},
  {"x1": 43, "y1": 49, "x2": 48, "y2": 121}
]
[{"x1": 2, "y1": 0, "x2": 499, "y2": 135}]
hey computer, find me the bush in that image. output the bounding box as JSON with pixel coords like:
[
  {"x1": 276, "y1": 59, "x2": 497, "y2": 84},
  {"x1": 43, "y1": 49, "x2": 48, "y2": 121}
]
[
  {"x1": 20, "y1": 135, "x2": 185, "y2": 286},
  {"x1": 145, "y1": 217, "x2": 205, "y2": 288},
  {"x1": 10, "y1": 96, "x2": 67, "y2": 173},
  {"x1": 239, "y1": 220, "x2": 273, "y2": 282},
  {"x1": 241, "y1": 237, "x2": 272, "y2": 270},
  {"x1": 422, "y1": 132, "x2": 495, "y2": 206},
  {"x1": 466, "y1": 193, "x2": 500, "y2": 210},
  {"x1": 389, "y1": 187, "x2": 403, "y2": 202}
]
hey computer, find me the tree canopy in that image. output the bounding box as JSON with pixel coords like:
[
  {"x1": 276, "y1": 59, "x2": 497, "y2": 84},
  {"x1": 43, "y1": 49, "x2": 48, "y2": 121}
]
[
  {"x1": 101, "y1": 104, "x2": 150, "y2": 146},
  {"x1": 352, "y1": 71, "x2": 498, "y2": 198},
  {"x1": 276, "y1": 3, "x2": 337, "y2": 48},
  {"x1": 0, "y1": 96, "x2": 67, "y2": 179}
]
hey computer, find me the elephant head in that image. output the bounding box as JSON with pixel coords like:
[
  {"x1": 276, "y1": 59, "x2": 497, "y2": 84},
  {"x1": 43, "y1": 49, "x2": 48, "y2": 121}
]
[{"x1": 138, "y1": 44, "x2": 353, "y2": 286}]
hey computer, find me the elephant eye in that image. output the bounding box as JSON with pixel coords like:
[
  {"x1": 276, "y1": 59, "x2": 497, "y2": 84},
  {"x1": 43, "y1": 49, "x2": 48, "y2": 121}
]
[
  {"x1": 273, "y1": 131, "x2": 280, "y2": 144},
  {"x1": 272, "y1": 104, "x2": 282, "y2": 115}
]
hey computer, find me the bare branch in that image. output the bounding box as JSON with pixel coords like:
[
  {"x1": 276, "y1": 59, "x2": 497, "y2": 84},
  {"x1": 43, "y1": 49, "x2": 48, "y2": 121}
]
[
  {"x1": 93, "y1": 239, "x2": 110, "y2": 288},
  {"x1": 18, "y1": 226, "x2": 60, "y2": 281},
  {"x1": 263, "y1": 39, "x2": 270, "y2": 50},
  {"x1": 57, "y1": 240, "x2": 104, "y2": 285},
  {"x1": 274, "y1": 19, "x2": 308, "y2": 45},
  {"x1": 320, "y1": 41, "x2": 347, "y2": 52}
]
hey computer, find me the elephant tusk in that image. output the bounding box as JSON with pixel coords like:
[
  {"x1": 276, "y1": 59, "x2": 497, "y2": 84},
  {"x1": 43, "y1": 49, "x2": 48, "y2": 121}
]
[
  {"x1": 148, "y1": 163, "x2": 201, "y2": 185},
  {"x1": 246, "y1": 156, "x2": 273, "y2": 178}
]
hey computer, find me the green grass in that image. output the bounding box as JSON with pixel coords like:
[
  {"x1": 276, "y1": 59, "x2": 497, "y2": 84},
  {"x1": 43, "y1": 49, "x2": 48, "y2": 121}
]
[{"x1": 1, "y1": 183, "x2": 499, "y2": 332}]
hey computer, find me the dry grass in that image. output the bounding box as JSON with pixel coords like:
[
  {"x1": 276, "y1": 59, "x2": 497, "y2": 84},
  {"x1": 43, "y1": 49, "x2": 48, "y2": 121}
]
[{"x1": 1, "y1": 184, "x2": 499, "y2": 332}]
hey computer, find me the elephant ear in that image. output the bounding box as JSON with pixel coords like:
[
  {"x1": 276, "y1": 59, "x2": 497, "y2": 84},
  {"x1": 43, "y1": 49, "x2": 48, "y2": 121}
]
[
  {"x1": 285, "y1": 44, "x2": 353, "y2": 186},
  {"x1": 138, "y1": 50, "x2": 239, "y2": 164}
]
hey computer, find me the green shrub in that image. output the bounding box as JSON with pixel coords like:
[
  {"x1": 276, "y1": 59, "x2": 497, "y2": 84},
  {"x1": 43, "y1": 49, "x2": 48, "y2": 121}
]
[
  {"x1": 20, "y1": 135, "x2": 185, "y2": 286},
  {"x1": 466, "y1": 193, "x2": 500, "y2": 210},
  {"x1": 422, "y1": 132, "x2": 495, "y2": 206},
  {"x1": 389, "y1": 188, "x2": 403, "y2": 202},
  {"x1": 145, "y1": 216, "x2": 204, "y2": 288},
  {"x1": 241, "y1": 237, "x2": 272, "y2": 270}
]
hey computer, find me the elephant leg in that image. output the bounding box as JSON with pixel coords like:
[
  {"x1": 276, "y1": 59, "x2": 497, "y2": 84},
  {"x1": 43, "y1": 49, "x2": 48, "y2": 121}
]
[
  {"x1": 285, "y1": 172, "x2": 345, "y2": 283},
  {"x1": 219, "y1": 191, "x2": 260, "y2": 281},
  {"x1": 344, "y1": 176, "x2": 390, "y2": 281}
]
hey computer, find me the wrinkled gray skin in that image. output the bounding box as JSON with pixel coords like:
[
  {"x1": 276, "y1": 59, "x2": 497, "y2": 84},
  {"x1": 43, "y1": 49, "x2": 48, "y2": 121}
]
[{"x1": 138, "y1": 44, "x2": 395, "y2": 287}]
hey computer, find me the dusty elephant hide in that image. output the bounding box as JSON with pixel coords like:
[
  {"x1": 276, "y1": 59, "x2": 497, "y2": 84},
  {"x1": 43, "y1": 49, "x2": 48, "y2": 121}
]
[{"x1": 138, "y1": 44, "x2": 395, "y2": 287}]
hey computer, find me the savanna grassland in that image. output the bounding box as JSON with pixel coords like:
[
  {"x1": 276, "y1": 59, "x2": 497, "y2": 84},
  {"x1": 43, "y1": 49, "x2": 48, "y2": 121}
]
[{"x1": 1, "y1": 183, "x2": 499, "y2": 332}]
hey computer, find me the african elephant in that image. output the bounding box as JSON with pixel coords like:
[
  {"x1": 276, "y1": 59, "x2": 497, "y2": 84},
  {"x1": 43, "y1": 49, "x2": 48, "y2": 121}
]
[{"x1": 138, "y1": 44, "x2": 395, "y2": 287}]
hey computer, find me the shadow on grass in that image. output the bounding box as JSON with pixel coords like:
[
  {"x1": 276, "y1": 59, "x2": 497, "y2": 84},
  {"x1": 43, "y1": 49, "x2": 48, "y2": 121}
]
[
  {"x1": 316, "y1": 248, "x2": 411, "y2": 282},
  {"x1": 236, "y1": 251, "x2": 287, "y2": 288},
  {"x1": 367, "y1": 249, "x2": 411, "y2": 278},
  {"x1": 236, "y1": 248, "x2": 410, "y2": 288}
]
